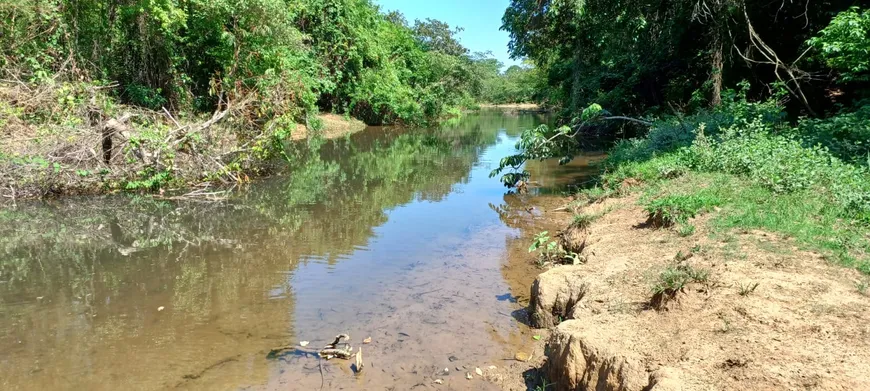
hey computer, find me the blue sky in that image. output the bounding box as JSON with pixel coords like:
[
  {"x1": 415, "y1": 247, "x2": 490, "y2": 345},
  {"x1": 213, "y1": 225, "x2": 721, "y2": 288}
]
[{"x1": 373, "y1": 0, "x2": 521, "y2": 69}]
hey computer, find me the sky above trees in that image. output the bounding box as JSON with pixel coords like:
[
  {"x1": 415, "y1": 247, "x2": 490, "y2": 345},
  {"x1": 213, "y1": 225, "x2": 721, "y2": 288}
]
[{"x1": 374, "y1": 0, "x2": 522, "y2": 69}]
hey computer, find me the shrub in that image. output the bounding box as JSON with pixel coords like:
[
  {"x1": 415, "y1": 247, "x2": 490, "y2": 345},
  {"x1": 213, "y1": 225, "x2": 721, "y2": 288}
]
[
  {"x1": 650, "y1": 263, "x2": 711, "y2": 309},
  {"x1": 644, "y1": 193, "x2": 721, "y2": 227}
]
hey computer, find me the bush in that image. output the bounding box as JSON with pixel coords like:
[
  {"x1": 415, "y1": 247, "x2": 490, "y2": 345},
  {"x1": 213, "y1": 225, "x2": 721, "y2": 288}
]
[
  {"x1": 792, "y1": 105, "x2": 870, "y2": 165},
  {"x1": 687, "y1": 118, "x2": 870, "y2": 219},
  {"x1": 651, "y1": 264, "x2": 710, "y2": 295},
  {"x1": 604, "y1": 96, "x2": 870, "y2": 223},
  {"x1": 644, "y1": 193, "x2": 721, "y2": 227}
]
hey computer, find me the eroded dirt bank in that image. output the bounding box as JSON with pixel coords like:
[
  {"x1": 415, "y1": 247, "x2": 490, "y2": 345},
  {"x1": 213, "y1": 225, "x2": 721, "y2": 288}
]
[{"x1": 490, "y1": 193, "x2": 870, "y2": 390}]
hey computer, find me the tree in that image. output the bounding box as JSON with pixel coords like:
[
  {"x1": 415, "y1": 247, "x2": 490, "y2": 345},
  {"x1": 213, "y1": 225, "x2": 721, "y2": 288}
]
[
  {"x1": 413, "y1": 18, "x2": 468, "y2": 56},
  {"x1": 502, "y1": 0, "x2": 860, "y2": 116}
]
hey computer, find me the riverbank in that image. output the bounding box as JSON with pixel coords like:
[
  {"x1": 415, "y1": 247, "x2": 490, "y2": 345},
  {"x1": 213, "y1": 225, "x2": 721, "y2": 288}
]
[
  {"x1": 0, "y1": 80, "x2": 368, "y2": 201},
  {"x1": 489, "y1": 169, "x2": 870, "y2": 390},
  {"x1": 478, "y1": 103, "x2": 550, "y2": 113}
]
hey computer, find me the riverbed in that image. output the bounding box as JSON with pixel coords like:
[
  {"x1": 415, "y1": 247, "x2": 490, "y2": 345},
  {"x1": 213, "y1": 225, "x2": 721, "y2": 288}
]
[{"x1": 0, "y1": 111, "x2": 600, "y2": 390}]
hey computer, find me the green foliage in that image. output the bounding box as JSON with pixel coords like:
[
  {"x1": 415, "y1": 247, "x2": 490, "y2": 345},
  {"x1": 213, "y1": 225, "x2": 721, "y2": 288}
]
[
  {"x1": 644, "y1": 193, "x2": 721, "y2": 227},
  {"x1": 481, "y1": 63, "x2": 547, "y2": 104},
  {"x1": 490, "y1": 103, "x2": 618, "y2": 186},
  {"x1": 124, "y1": 169, "x2": 173, "y2": 191},
  {"x1": 413, "y1": 18, "x2": 468, "y2": 56},
  {"x1": 677, "y1": 224, "x2": 696, "y2": 237},
  {"x1": 792, "y1": 106, "x2": 870, "y2": 165},
  {"x1": 807, "y1": 7, "x2": 870, "y2": 82},
  {"x1": 651, "y1": 264, "x2": 710, "y2": 295},
  {"x1": 125, "y1": 84, "x2": 168, "y2": 110},
  {"x1": 576, "y1": 186, "x2": 616, "y2": 204},
  {"x1": 572, "y1": 213, "x2": 599, "y2": 229},
  {"x1": 0, "y1": 0, "x2": 496, "y2": 128},
  {"x1": 529, "y1": 231, "x2": 553, "y2": 253},
  {"x1": 502, "y1": 1, "x2": 861, "y2": 115},
  {"x1": 529, "y1": 231, "x2": 583, "y2": 266}
]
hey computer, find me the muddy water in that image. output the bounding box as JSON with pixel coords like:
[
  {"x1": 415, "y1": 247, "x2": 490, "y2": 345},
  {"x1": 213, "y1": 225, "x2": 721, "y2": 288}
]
[{"x1": 0, "y1": 111, "x2": 599, "y2": 390}]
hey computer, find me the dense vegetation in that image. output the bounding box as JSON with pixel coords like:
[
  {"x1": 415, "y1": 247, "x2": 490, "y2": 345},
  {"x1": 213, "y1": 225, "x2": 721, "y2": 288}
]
[
  {"x1": 496, "y1": 1, "x2": 870, "y2": 272},
  {"x1": 0, "y1": 0, "x2": 531, "y2": 198},
  {"x1": 0, "y1": 0, "x2": 502, "y2": 125}
]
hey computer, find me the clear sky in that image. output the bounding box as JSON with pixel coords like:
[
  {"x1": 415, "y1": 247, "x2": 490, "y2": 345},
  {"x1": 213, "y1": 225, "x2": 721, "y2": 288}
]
[{"x1": 373, "y1": 0, "x2": 521, "y2": 69}]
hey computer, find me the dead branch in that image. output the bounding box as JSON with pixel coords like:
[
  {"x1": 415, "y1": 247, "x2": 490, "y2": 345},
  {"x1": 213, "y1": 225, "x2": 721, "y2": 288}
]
[{"x1": 739, "y1": 8, "x2": 817, "y2": 116}]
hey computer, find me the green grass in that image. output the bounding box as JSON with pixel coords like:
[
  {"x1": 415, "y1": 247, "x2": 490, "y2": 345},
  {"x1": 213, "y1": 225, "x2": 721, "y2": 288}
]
[
  {"x1": 571, "y1": 207, "x2": 613, "y2": 228},
  {"x1": 643, "y1": 190, "x2": 722, "y2": 227},
  {"x1": 612, "y1": 168, "x2": 870, "y2": 274},
  {"x1": 572, "y1": 212, "x2": 598, "y2": 228},
  {"x1": 651, "y1": 264, "x2": 711, "y2": 295},
  {"x1": 577, "y1": 102, "x2": 870, "y2": 275},
  {"x1": 677, "y1": 224, "x2": 696, "y2": 237},
  {"x1": 576, "y1": 185, "x2": 616, "y2": 204}
]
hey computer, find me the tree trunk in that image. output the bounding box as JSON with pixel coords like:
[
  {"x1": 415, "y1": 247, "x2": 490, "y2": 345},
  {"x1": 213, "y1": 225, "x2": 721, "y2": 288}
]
[
  {"x1": 709, "y1": 0, "x2": 728, "y2": 107},
  {"x1": 711, "y1": 41, "x2": 723, "y2": 107}
]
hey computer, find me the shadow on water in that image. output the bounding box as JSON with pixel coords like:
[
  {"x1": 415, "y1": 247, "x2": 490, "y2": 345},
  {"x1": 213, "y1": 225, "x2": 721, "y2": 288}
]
[{"x1": 0, "y1": 109, "x2": 597, "y2": 390}]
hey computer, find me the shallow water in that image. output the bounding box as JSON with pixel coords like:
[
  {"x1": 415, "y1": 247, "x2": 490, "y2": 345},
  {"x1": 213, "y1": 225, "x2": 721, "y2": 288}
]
[{"x1": 0, "y1": 111, "x2": 600, "y2": 390}]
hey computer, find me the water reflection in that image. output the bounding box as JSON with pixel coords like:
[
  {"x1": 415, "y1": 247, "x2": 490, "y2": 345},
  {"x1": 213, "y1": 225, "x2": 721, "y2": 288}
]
[{"x1": 0, "y1": 110, "x2": 579, "y2": 390}]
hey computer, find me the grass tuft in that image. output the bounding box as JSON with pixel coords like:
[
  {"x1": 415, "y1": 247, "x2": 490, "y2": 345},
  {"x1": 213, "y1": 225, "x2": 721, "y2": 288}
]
[{"x1": 737, "y1": 281, "x2": 759, "y2": 296}]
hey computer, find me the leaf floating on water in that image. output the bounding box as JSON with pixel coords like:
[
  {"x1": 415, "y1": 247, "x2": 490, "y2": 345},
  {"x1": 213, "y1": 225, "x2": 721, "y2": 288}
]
[
  {"x1": 514, "y1": 352, "x2": 531, "y2": 362},
  {"x1": 475, "y1": 367, "x2": 483, "y2": 376},
  {"x1": 299, "y1": 341, "x2": 309, "y2": 347},
  {"x1": 157, "y1": 306, "x2": 165, "y2": 311},
  {"x1": 465, "y1": 373, "x2": 473, "y2": 380},
  {"x1": 532, "y1": 335, "x2": 541, "y2": 340},
  {"x1": 363, "y1": 337, "x2": 372, "y2": 344}
]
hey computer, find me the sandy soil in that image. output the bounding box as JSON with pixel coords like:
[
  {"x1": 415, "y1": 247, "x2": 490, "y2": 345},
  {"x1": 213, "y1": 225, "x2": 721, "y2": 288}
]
[
  {"x1": 487, "y1": 193, "x2": 870, "y2": 390},
  {"x1": 290, "y1": 113, "x2": 368, "y2": 140}
]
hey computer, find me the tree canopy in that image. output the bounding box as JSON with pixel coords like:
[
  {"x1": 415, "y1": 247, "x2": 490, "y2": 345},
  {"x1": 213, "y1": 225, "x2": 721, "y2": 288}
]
[{"x1": 501, "y1": 0, "x2": 864, "y2": 116}]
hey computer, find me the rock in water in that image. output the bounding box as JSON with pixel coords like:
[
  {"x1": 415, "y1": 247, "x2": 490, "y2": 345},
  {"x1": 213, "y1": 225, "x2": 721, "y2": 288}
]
[{"x1": 528, "y1": 266, "x2": 589, "y2": 328}]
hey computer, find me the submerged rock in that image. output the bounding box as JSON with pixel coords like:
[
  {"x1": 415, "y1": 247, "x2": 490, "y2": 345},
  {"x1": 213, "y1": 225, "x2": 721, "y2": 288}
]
[{"x1": 528, "y1": 266, "x2": 589, "y2": 328}]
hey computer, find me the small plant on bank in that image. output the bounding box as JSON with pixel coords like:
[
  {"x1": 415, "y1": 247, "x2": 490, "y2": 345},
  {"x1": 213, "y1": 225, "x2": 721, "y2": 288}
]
[
  {"x1": 857, "y1": 279, "x2": 869, "y2": 296},
  {"x1": 715, "y1": 313, "x2": 734, "y2": 333},
  {"x1": 576, "y1": 186, "x2": 615, "y2": 204},
  {"x1": 677, "y1": 224, "x2": 696, "y2": 237},
  {"x1": 644, "y1": 193, "x2": 721, "y2": 227},
  {"x1": 534, "y1": 378, "x2": 554, "y2": 391},
  {"x1": 572, "y1": 212, "x2": 599, "y2": 228},
  {"x1": 650, "y1": 263, "x2": 711, "y2": 309},
  {"x1": 529, "y1": 231, "x2": 584, "y2": 267},
  {"x1": 737, "y1": 281, "x2": 759, "y2": 296}
]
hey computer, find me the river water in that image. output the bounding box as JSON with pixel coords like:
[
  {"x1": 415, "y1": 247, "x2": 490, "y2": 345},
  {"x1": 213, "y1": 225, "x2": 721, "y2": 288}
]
[{"x1": 0, "y1": 111, "x2": 600, "y2": 390}]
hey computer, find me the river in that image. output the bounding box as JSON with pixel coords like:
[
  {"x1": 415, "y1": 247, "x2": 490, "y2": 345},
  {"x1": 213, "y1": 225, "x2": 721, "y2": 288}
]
[{"x1": 0, "y1": 110, "x2": 601, "y2": 390}]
